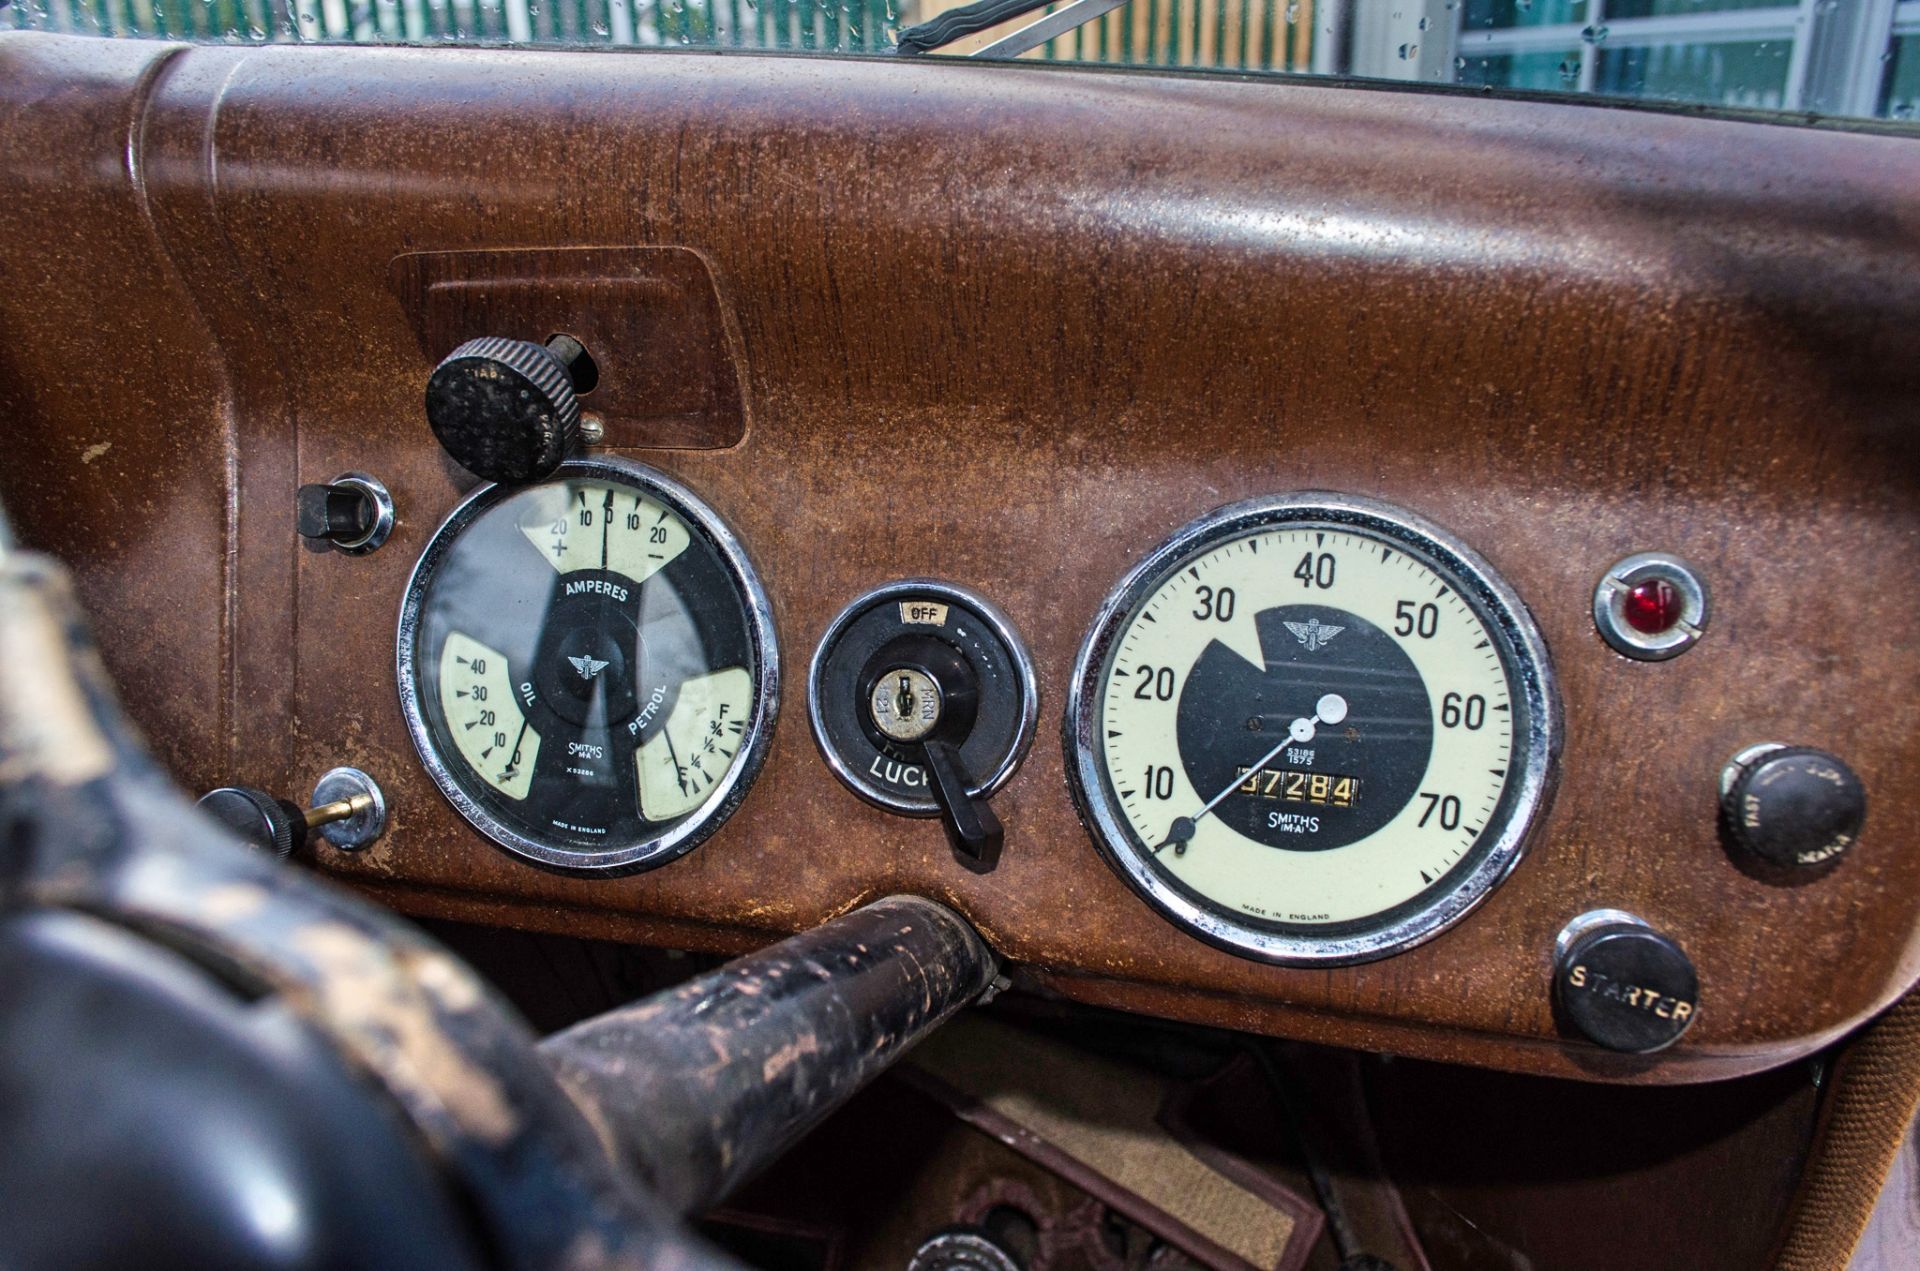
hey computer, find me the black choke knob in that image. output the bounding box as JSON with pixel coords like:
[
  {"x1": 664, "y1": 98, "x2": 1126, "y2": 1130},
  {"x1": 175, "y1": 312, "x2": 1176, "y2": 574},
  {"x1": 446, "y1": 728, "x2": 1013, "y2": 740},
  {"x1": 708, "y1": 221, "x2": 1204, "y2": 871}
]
[
  {"x1": 1721, "y1": 745, "x2": 1866, "y2": 869},
  {"x1": 425, "y1": 335, "x2": 590, "y2": 483},
  {"x1": 197, "y1": 787, "x2": 306, "y2": 858},
  {"x1": 197, "y1": 776, "x2": 385, "y2": 858},
  {"x1": 1553, "y1": 912, "x2": 1699, "y2": 1054}
]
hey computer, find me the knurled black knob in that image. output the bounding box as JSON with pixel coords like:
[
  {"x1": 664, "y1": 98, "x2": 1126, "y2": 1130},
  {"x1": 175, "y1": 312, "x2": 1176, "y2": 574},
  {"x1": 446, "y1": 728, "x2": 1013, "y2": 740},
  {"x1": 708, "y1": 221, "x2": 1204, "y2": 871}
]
[
  {"x1": 1721, "y1": 746, "x2": 1866, "y2": 869},
  {"x1": 1554, "y1": 912, "x2": 1699, "y2": 1054},
  {"x1": 196, "y1": 778, "x2": 384, "y2": 858},
  {"x1": 197, "y1": 786, "x2": 304, "y2": 859},
  {"x1": 425, "y1": 335, "x2": 585, "y2": 483}
]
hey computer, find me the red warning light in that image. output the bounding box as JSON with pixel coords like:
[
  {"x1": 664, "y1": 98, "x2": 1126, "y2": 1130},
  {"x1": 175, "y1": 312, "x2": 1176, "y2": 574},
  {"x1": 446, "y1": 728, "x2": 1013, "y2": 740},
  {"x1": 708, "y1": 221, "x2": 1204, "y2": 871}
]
[{"x1": 1622, "y1": 578, "x2": 1683, "y2": 635}]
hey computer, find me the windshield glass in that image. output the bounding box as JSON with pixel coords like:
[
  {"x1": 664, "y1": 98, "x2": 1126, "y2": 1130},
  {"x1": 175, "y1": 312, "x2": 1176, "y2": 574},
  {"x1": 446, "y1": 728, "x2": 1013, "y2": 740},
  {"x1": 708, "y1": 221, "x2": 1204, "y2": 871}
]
[{"x1": 5, "y1": 0, "x2": 1916, "y2": 126}]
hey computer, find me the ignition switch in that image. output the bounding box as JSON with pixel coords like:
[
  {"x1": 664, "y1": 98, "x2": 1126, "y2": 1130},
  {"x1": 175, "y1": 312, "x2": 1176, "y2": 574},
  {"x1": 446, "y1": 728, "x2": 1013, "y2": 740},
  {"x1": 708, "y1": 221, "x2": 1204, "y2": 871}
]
[
  {"x1": 810, "y1": 581, "x2": 1037, "y2": 871},
  {"x1": 870, "y1": 665, "x2": 945, "y2": 743}
]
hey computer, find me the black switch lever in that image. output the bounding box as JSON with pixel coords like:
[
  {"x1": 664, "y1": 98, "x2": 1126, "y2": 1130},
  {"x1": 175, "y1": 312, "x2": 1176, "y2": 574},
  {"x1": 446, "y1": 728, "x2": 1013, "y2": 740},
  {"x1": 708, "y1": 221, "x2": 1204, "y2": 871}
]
[
  {"x1": 921, "y1": 738, "x2": 1004, "y2": 870},
  {"x1": 296, "y1": 483, "x2": 371, "y2": 542},
  {"x1": 860, "y1": 634, "x2": 1005, "y2": 872}
]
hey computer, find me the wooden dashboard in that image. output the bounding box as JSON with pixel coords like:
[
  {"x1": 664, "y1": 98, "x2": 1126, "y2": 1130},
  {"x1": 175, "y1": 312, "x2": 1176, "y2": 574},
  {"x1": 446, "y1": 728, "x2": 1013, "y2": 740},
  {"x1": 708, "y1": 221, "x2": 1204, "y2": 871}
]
[{"x1": 4, "y1": 31, "x2": 1918, "y2": 1083}]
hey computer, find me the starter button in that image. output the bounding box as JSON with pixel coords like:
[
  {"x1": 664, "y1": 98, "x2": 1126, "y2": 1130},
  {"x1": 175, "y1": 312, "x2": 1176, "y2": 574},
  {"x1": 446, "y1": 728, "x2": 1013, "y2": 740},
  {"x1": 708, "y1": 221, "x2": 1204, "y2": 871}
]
[{"x1": 1553, "y1": 910, "x2": 1699, "y2": 1055}]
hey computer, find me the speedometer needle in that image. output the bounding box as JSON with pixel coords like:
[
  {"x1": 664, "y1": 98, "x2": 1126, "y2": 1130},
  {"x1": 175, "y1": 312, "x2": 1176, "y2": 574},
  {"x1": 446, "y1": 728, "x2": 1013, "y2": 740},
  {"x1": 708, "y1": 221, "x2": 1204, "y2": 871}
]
[{"x1": 1153, "y1": 693, "x2": 1348, "y2": 856}]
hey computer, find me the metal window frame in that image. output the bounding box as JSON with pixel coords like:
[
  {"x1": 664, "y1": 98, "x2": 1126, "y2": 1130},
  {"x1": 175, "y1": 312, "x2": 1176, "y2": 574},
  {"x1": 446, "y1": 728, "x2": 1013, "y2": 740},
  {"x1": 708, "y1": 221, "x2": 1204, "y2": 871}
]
[{"x1": 1449, "y1": 0, "x2": 1904, "y2": 115}]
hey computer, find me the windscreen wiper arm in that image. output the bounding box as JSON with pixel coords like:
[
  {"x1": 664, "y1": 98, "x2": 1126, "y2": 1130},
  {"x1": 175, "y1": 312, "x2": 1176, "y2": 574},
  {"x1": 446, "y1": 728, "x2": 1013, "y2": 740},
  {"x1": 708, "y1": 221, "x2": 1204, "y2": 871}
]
[{"x1": 896, "y1": 0, "x2": 1134, "y2": 58}]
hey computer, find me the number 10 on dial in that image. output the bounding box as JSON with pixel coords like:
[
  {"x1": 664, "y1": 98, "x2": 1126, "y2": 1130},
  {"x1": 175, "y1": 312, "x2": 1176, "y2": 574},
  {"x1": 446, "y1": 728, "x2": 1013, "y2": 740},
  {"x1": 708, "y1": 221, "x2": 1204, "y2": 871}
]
[{"x1": 1065, "y1": 493, "x2": 1560, "y2": 966}]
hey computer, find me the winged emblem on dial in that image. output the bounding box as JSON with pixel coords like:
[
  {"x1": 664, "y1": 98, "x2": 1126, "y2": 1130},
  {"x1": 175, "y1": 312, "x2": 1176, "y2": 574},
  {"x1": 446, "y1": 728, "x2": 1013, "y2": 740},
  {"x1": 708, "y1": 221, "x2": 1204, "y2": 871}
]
[
  {"x1": 568, "y1": 654, "x2": 611, "y2": 681},
  {"x1": 1283, "y1": 618, "x2": 1344, "y2": 653}
]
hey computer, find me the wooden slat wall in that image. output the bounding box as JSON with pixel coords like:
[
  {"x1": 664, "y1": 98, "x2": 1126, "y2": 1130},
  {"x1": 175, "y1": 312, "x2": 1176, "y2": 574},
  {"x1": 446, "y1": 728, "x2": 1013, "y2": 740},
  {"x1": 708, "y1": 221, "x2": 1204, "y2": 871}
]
[{"x1": 1038, "y1": 0, "x2": 1313, "y2": 68}]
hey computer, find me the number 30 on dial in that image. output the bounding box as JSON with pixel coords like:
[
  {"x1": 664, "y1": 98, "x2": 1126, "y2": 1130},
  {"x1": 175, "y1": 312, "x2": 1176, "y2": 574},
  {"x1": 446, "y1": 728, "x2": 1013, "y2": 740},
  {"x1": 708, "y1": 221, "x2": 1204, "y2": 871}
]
[{"x1": 1064, "y1": 493, "x2": 1561, "y2": 966}]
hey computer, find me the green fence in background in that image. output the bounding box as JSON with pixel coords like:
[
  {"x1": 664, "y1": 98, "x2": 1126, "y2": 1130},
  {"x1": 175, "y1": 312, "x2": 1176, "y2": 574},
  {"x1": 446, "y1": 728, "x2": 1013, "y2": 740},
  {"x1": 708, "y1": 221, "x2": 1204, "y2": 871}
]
[
  {"x1": 0, "y1": 0, "x2": 1319, "y2": 66},
  {"x1": 0, "y1": 0, "x2": 905, "y2": 50}
]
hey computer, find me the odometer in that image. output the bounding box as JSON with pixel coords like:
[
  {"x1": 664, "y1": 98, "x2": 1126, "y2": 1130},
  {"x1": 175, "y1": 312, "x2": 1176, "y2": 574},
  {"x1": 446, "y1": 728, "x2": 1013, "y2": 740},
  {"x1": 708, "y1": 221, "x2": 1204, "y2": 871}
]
[
  {"x1": 1065, "y1": 493, "x2": 1559, "y2": 965},
  {"x1": 398, "y1": 459, "x2": 777, "y2": 876}
]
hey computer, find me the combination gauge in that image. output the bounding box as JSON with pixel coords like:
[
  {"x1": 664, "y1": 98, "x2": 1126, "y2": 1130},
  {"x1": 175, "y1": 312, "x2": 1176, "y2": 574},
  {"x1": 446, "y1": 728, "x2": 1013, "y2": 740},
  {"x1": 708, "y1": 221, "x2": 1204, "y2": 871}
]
[
  {"x1": 398, "y1": 459, "x2": 777, "y2": 876},
  {"x1": 1065, "y1": 493, "x2": 1560, "y2": 965}
]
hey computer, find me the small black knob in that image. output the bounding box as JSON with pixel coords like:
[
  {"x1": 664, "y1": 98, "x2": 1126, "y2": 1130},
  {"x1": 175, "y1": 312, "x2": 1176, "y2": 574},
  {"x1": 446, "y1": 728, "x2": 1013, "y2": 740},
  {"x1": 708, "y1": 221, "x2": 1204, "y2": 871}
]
[
  {"x1": 196, "y1": 779, "x2": 383, "y2": 858},
  {"x1": 1721, "y1": 746, "x2": 1866, "y2": 869},
  {"x1": 425, "y1": 335, "x2": 588, "y2": 483},
  {"x1": 197, "y1": 786, "x2": 306, "y2": 859},
  {"x1": 297, "y1": 482, "x2": 372, "y2": 543},
  {"x1": 1553, "y1": 913, "x2": 1699, "y2": 1054},
  {"x1": 295, "y1": 472, "x2": 392, "y2": 554}
]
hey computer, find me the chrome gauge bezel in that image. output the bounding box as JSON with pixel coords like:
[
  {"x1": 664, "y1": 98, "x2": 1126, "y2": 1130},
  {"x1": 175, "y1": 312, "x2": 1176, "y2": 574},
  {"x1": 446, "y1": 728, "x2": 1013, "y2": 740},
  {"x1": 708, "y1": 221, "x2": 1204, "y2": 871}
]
[
  {"x1": 396, "y1": 457, "x2": 780, "y2": 877},
  {"x1": 807, "y1": 578, "x2": 1039, "y2": 816},
  {"x1": 1063, "y1": 492, "x2": 1561, "y2": 967}
]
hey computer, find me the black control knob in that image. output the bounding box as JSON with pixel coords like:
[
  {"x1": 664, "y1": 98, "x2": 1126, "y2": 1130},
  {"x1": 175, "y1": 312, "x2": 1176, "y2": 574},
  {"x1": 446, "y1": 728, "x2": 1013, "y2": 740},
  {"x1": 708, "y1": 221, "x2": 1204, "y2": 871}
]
[
  {"x1": 1721, "y1": 745, "x2": 1866, "y2": 869},
  {"x1": 1553, "y1": 912, "x2": 1699, "y2": 1054},
  {"x1": 197, "y1": 772, "x2": 385, "y2": 858},
  {"x1": 295, "y1": 472, "x2": 392, "y2": 554},
  {"x1": 425, "y1": 335, "x2": 592, "y2": 483},
  {"x1": 197, "y1": 786, "x2": 306, "y2": 858}
]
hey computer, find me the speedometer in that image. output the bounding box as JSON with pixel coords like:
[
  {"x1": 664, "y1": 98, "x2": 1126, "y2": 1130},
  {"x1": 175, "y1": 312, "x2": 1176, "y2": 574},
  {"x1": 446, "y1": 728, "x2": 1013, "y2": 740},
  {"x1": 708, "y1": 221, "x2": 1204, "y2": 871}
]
[
  {"x1": 397, "y1": 458, "x2": 777, "y2": 876},
  {"x1": 1064, "y1": 493, "x2": 1559, "y2": 965}
]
